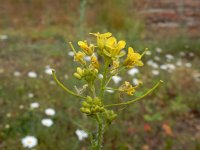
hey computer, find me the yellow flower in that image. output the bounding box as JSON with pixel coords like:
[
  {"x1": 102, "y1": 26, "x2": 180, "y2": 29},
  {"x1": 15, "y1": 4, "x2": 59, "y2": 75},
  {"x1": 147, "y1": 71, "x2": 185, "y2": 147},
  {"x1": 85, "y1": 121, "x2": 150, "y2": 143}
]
[
  {"x1": 78, "y1": 41, "x2": 94, "y2": 56},
  {"x1": 103, "y1": 37, "x2": 126, "y2": 59},
  {"x1": 90, "y1": 32, "x2": 112, "y2": 49},
  {"x1": 123, "y1": 47, "x2": 143, "y2": 68},
  {"x1": 90, "y1": 55, "x2": 99, "y2": 69},
  {"x1": 74, "y1": 51, "x2": 86, "y2": 65},
  {"x1": 119, "y1": 81, "x2": 136, "y2": 95}
]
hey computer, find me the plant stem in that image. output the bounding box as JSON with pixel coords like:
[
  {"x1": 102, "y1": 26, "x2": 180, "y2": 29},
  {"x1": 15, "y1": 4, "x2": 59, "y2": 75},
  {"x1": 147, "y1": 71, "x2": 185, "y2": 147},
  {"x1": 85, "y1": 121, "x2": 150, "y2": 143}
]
[
  {"x1": 52, "y1": 70, "x2": 86, "y2": 99},
  {"x1": 99, "y1": 58, "x2": 110, "y2": 99},
  {"x1": 96, "y1": 114, "x2": 104, "y2": 150},
  {"x1": 105, "y1": 80, "x2": 163, "y2": 107}
]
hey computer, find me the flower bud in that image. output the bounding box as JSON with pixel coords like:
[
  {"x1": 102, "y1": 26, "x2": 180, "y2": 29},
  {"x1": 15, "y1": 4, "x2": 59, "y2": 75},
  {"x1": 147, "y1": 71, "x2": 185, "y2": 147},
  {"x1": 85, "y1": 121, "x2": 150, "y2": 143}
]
[{"x1": 73, "y1": 73, "x2": 82, "y2": 79}]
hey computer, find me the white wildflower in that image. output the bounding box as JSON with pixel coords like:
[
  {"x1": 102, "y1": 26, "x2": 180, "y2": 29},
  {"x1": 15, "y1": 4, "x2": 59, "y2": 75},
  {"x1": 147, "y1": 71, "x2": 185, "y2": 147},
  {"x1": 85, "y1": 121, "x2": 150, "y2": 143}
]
[
  {"x1": 41, "y1": 118, "x2": 53, "y2": 127},
  {"x1": 45, "y1": 66, "x2": 53, "y2": 75},
  {"x1": 112, "y1": 76, "x2": 122, "y2": 84},
  {"x1": 30, "y1": 102, "x2": 39, "y2": 109},
  {"x1": 27, "y1": 71, "x2": 37, "y2": 78},
  {"x1": 21, "y1": 136, "x2": 38, "y2": 149},
  {"x1": 147, "y1": 60, "x2": 159, "y2": 68},
  {"x1": 45, "y1": 108, "x2": 56, "y2": 116},
  {"x1": 75, "y1": 129, "x2": 88, "y2": 141},
  {"x1": 165, "y1": 54, "x2": 174, "y2": 61},
  {"x1": 68, "y1": 51, "x2": 75, "y2": 57},
  {"x1": 127, "y1": 68, "x2": 139, "y2": 76}
]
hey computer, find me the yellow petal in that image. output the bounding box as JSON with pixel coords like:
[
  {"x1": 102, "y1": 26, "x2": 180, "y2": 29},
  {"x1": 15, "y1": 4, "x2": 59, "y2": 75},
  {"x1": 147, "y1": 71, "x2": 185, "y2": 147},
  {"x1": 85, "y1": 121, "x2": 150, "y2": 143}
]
[
  {"x1": 128, "y1": 47, "x2": 134, "y2": 53},
  {"x1": 106, "y1": 37, "x2": 116, "y2": 46},
  {"x1": 118, "y1": 40, "x2": 126, "y2": 49},
  {"x1": 102, "y1": 32, "x2": 112, "y2": 37}
]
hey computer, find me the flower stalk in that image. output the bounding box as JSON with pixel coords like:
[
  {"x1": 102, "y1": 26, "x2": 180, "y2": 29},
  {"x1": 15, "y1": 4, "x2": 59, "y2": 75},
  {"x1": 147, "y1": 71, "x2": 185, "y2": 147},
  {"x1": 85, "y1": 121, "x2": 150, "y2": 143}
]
[{"x1": 52, "y1": 32, "x2": 163, "y2": 149}]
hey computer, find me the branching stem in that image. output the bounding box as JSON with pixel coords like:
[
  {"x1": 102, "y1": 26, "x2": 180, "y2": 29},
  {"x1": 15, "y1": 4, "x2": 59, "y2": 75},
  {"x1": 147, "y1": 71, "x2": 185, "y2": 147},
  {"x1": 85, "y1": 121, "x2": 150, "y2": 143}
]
[
  {"x1": 52, "y1": 70, "x2": 86, "y2": 99},
  {"x1": 105, "y1": 80, "x2": 163, "y2": 107}
]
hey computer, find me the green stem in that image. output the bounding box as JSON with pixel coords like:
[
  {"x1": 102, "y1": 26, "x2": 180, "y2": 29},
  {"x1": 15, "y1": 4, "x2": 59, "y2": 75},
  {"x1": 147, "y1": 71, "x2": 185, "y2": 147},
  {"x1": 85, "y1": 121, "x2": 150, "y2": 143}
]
[
  {"x1": 96, "y1": 114, "x2": 104, "y2": 150},
  {"x1": 52, "y1": 70, "x2": 86, "y2": 99},
  {"x1": 99, "y1": 58, "x2": 110, "y2": 99},
  {"x1": 105, "y1": 67, "x2": 125, "y2": 87},
  {"x1": 105, "y1": 80, "x2": 163, "y2": 107}
]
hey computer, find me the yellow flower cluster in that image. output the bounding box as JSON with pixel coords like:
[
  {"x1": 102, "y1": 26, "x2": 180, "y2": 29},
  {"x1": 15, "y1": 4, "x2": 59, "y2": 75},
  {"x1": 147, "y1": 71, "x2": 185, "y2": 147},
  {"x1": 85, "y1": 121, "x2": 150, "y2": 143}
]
[{"x1": 70, "y1": 32, "x2": 145, "y2": 96}]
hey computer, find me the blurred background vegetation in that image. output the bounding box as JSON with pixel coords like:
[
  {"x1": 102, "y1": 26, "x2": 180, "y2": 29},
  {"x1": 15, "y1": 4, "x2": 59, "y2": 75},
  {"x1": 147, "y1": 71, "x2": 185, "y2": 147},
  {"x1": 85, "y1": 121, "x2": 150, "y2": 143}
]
[{"x1": 0, "y1": 0, "x2": 200, "y2": 149}]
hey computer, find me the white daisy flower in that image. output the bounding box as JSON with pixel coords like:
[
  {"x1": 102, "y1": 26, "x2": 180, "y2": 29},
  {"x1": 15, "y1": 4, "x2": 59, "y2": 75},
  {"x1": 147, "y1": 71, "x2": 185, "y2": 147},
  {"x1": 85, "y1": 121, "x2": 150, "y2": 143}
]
[
  {"x1": 45, "y1": 108, "x2": 56, "y2": 116},
  {"x1": 147, "y1": 60, "x2": 159, "y2": 68},
  {"x1": 30, "y1": 102, "x2": 39, "y2": 109},
  {"x1": 167, "y1": 64, "x2": 176, "y2": 71},
  {"x1": 27, "y1": 71, "x2": 37, "y2": 78},
  {"x1": 127, "y1": 68, "x2": 139, "y2": 76},
  {"x1": 13, "y1": 71, "x2": 21, "y2": 77},
  {"x1": 112, "y1": 76, "x2": 122, "y2": 84},
  {"x1": 41, "y1": 118, "x2": 53, "y2": 127},
  {"x1": 45, "y1": 66, "x2": 53, "y2": 75},
  {"x1": 160, "y1": 64, "x2": 168, "y2": 70},
  {"x1": 21, "y1": 136, "x2": 38, "y2": 149},
  {"x1": 68, "y1": 51, "x2": 75, "y2": 57},
  {"x1": 75, "y1": 129, "x2": 88, "y2": 141},
  {"x1": 165, "y1": 54, "x2": 174, "y2": 61},
  {"x1": 152, "y1": 70, "x2": 160, "y2": 76}
]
